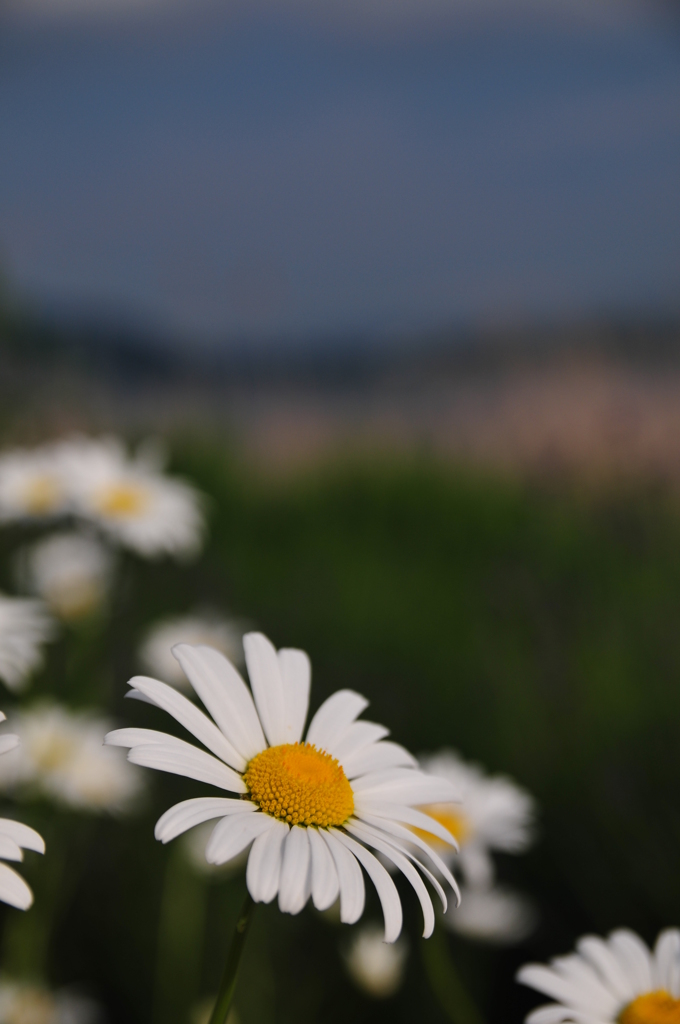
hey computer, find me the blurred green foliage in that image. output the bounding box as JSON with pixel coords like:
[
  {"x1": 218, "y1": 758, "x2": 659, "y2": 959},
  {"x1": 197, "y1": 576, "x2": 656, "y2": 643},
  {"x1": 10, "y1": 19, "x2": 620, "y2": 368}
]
[{"x1": 2, "y1": 445, "x2": 680, "y2": 1024}]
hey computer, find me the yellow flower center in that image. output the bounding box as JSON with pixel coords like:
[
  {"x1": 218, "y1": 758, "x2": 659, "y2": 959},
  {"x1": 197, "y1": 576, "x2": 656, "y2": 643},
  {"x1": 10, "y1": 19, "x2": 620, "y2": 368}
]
[
  {"x1": 96, "y1": 482, "x2": 148, "y2": 518},
  {"x1": 619, "y1": 993, "x2": 680, "y2": 1024},
  {"x1": 244, "y1": 742, "x2": 354, "y2": 827},
  {"x1": 413, "y1": 804, "x2": 471, "y2": 846},
  {"x1": 23, "y1": 477, "x2": 60, "y2": 515}
]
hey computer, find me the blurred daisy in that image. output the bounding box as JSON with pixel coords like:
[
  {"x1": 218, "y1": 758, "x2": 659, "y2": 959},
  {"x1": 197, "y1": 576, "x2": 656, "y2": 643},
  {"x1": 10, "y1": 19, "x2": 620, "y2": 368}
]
[
  {"x1": 140, "y1": 613, "x2": 244, "y2": 692},
  {"x1": 417, "y1": 750, "x2": 535, "y2": 887},
  {"x1": 0, "y1": 444, "x2": 70, "y2": 522},
  {"x1": 0, "y1": 980, "x2": 98, "y2": 1024},
  {"x1": 518, "y1": 927, "x2": 680, "y2": 1024},
  {"x1": 0, "y1": 713, "x2": 45, "y2": 911},
  {"x1": 20, "y1": 531, "x2": 114, "y2": 622},
  {"x1": 444, "y1": 883, "x2": 536, "y2": 945},
  {"x1": 107, "y1": 632, "x2": 460, "y2": 942},
  {"x1": 0, "y1": 595, "x2": 54, "y2": 693},
  {"x1": 60, "y1": 436, "x2": 204, "y2": 559},
  {"x1": 343, "y1": 922, "x2": 408, "y2": 998},
  {"x1": 0, "y1": 703, "x2": 143, "y2": 813}
]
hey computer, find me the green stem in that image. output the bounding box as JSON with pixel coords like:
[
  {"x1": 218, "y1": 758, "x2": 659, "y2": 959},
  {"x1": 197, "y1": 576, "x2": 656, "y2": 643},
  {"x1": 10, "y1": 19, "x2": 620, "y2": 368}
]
[
  {"x1": 421, "y1": 926, "x2": 486, "y2": 1024},
  {"x1": 207, "y1": 892, "x2": 256, "y2": 1024}
]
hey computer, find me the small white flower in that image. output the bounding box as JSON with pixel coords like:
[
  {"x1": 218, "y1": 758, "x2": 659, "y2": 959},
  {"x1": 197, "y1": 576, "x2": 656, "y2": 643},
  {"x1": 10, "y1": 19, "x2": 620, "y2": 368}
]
[
  {"x1": 107, "y1": 632, "x2": 461, "y2": 942},
  {"x1": 343, "y1": 922, "x2": 408, "y2": 998},
  {"x1": 20, "y1": 531, "x2": 114, "y2": 622},
  {"x1": 0, "y1": 703, "x2": 143, "y2": 813},
  {"x1": 0, "y1": 595, "x2": 54, "y2": 693},
  {"x1": 0, "y1": 979, "x2": 98, "y2": 1024},
  {"x1": 58, "y1": 436, "x2": 205, "y2": 559},
  {"x1": 443, "y1": 883, "x2": 536, "y2": 945},
  {"x1": 140, "y1": 613, "x2": 244, "y2": 692},
  {"x1": 417, "y1": 750, "x2": 535, "y2": 887},
  {"x1": 0, "y1": 712, "x2": 45, "y2": 911},
  {"x1": 0, "y1": 444, "x2": 70, "y2": 522},
  {"x1": 517, "y1": 927, "x2": 680, "y2": 1024}
]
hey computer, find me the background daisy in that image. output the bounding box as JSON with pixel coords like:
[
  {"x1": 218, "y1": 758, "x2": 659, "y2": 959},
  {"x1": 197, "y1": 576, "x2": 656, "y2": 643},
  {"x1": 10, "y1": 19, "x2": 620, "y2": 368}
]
[
  {"x1": 139, "y1": 612, "x2": 245, "y2": 692},
  {"x1": 0, "y1": 595, "x2": 54, "y2": 693},
  {"x1": 0, "y1": 712, "x2": 45, "y2": 911}
]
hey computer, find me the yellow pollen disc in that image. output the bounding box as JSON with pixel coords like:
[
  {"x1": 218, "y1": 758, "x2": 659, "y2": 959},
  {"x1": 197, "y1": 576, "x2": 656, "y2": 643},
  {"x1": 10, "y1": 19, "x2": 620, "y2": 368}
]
[
  {"x1": 23, "y1": 477, "x2": 60, "y2": 514},
  {"x1": 244, "y1": 742, "x2": 354, "y2": 827},
  {"x1": 97, "y1": 483, "x2": 148, "y2": 518},
  {"x1": 619, "y1": 993, "x2": 680, "y2": 1024},
  {"x1": 413, "y1": 804, "x2": 471, "y2": 846}
]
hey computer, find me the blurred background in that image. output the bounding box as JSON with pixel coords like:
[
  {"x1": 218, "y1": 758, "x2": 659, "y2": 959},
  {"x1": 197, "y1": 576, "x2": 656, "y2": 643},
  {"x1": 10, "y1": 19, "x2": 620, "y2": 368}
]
[{"x1": 1, "y1": 0, "x2": 680, "y2": 1021}]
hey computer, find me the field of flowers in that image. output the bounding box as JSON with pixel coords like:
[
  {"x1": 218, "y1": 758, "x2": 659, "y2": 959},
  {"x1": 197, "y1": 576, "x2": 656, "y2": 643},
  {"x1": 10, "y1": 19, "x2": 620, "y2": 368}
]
[{"x1": 0, "y1": 434, "x2": 678, "y2": 1024}]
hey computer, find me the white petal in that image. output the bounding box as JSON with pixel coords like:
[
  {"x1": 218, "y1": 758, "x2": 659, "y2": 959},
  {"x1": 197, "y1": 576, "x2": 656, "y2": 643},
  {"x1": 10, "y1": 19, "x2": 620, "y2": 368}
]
[
  {"x1": 172, "y1": 644, "x2": 266, "y2": 760},
  {"x1": 106, "y1": 727, "x2": 182, "y2": 747},
  {"x1": 609, "y1": 930, "x2": 653, "y2": 995},
  {"x1": 278, "y1": 648, "x2": 311, "y2": 744},
  {"x1": 577, "y1": 935, "x2": 634, "y2": 1004},
  {"x1": 0, "y1": 734, "x2": 19, "y2": 756},
  {"x1": 305, "y1": 691, "x2": 369, "y2": 755},
  {"x1": 343, "y1": 742, "x2": 417, "y2": 779},
  {"x1": 517, "y1": 965, "x2": 605, "y2": 1012},
  {"x1": 0, "y1": 820, "x2": 44, "y2": 854},
  {"x1": 243, "y1": 633, "x2": 287, "y2": 747},
  {"x1": 0, "y1": 712, "x2": 5, "y2": 723},
  {"x1": 654, "y1": 929, "x2": 680, "y2": 996},
  {"x1": 0, "y1": 836, "x2": 23, "y2": 862},
  {"x1": 125, "y1": 675, "x2": 246, "y2": 771},
  {"x1": 353, "y1": 800, "x2": 458, "y2": 848},
  {"x1": 526, "y1": 1006, "x2": 592, "y2": 1024},
  {"x1": 154, "y1": 798, "x2": 255, "y2": 843},
  {"x1": 127, "y1": 739, "x2": 246, "y2": 793},
  {"x1": 331, "y1": 829, "x2": 403, "y2": 943},
  {"x1": 0, "y1": 863, "x2": 33, "y2": 909},
  {"x1": 351, "y1": 768, "x2": 458, "y2": 804},
  {"x1": 308, "y1": 826, "x2": 340, "y2": 911},
  {"x1": 332, "y1": 722, "x2": 390, "y2": 762},
  {"x1": 206, "y1": 812, "x2": 275, "y2": 865},
  {"x1": 321, "y1": 828, "x2": 365, "y2": 924},
  {"x1": 246, "y1": 819, "x2": 289, "y2": 904},
  {"x1": 548, "y1": 955, "x2": 615, "y2": 1014},
  {"x1": 356, "y1": 812, "x2": 460, "y2": 904},
  {"x1": 278, "y1": 825, "x2": 311, "y2": 915},
  {"x1": 347, "y1": 820, "x2": 434, "y2": 938},
  {"x1": 125, "y1": 688, "x2": 156, "y2": 705}
]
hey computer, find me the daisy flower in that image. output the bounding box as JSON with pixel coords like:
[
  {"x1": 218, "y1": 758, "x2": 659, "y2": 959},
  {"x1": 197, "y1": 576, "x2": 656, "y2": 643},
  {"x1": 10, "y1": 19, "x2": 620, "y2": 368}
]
[
  {"x1": 0, "y1": 443, "x2": 70, "y2": 522},
  {"x1": 416, "y1": 750, "x2": 535, "y2": 887},
  {"x1": 140, "y1": 612, "x2": 245, "y2": 692},
  {"x1": 343, "y1": 922, "x2": 409, "y2": 998},
  {"x1": 20, "y1": 530, "x2": 114, "y2": 622},
  {"x1": 59, "y1": 436, "x2": 205, "y2": 559},
  {"x1": 106, "y1": 632, "x2": 460, "y2": 942},
  {"x1": 0, "y1": 712, "x2": 45, "y2": 911},
  {"x1": 0, "y1": 703, "x2": 143, "y2": 813},
  {"x1": 0, "y1": 979, "x2": 98, "y2": 1024},
  {"x1": 517, "y1": 927, "x2": 680, "y2": 1024},
  {"x1": 444, "y1": 882, "x2": 536, "y2": 945},
  {"x1": 0, "y1": 595, "x2": 54, "y2": 693}
]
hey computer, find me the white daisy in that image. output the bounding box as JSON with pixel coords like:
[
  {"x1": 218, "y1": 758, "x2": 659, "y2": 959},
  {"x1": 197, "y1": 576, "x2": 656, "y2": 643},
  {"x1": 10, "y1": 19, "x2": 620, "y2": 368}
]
[
  {"x1": 0, "y1": 444, "x2": 70, "y2": 522},
  {"x1": 0, "y1": 712, "x2": 45, "y2": 911},
  {"x1": 443, "y1": 882, "x2": 536, "y2": 945},
  {"x1": 0, "y1": 703, "x2": 143, "y2": 813},
  {"x1": 517, "y1": 927, "x2": 680, "y2": 1024},
  {"x1": 0, "y1": 595, "x2": 54, "y2": 693},
  {"x1": 20, "y1": 531, "x2": 114, "y2": 622},
  {"x1": 106, "y1": 632, "x2": 460, "y2": 942},
  {"x1": 140, "y1": 613, "x2": 245, "y2": 692},
  {"x1": 0, "y1": 979, "x2": 98, "y2": 1024},
  {"x1": 58, "y1": 436, "x2": 204, "y2": 559},
  {"x1": 416, "y1": 750, "x2": 535, "y2": 887},
  {"x1": 343, "y1": 922, "x2": 409, "y2": 998}
]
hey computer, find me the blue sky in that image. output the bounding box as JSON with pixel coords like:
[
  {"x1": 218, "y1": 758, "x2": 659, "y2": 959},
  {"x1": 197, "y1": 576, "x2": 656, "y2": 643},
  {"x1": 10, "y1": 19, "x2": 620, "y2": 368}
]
[{"x1": 1, "y1": 0, "x2": 679, "y2": 346}]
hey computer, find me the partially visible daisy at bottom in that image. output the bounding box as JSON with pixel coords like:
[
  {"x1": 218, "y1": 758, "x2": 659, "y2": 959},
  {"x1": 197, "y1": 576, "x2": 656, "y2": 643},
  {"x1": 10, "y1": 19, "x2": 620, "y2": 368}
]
[
  {"x1": 518, "y1": 927, "x2": 680, "y2": 1024},
  {"x1": 0, "y1": 713, "x2": 44, "y2": 910},
  {"x1": 0, "y1": 979, "x2": 99, "y2": 1024},
  {"x1": 0, "y1": 595, "x2": 54, "y2": 694},
  {"x1": 139, "y1": 612, "x2": 245, "y2": 693},
  {"x1": 107, "y1": 631, "x2": 461, "y2": 943},
  {"x1": 18, "y1": 531, "x2": 114, "y2": 623},
  {"x1": 343, "y1": 922, "x2": 409, "y2": 998},
  {"x1": 0, "y1": 703, "x2": 143, "y2": 813}
]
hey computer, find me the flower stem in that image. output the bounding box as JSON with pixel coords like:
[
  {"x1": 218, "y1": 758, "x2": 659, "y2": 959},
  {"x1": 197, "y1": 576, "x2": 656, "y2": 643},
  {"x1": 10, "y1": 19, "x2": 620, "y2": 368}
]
[
  {"x1": 207, "y1": 892, "x2": 256, "y2": 1024},
  {"x1": 421, "y1": 926, "x2": 486, "y2": 1024}
]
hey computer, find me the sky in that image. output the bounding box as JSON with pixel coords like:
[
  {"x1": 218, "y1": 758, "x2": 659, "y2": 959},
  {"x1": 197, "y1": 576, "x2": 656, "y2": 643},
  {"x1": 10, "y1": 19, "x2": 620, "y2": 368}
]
[{"x1": 1, "y1": 0, "x2": 679, "y2": 347}]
